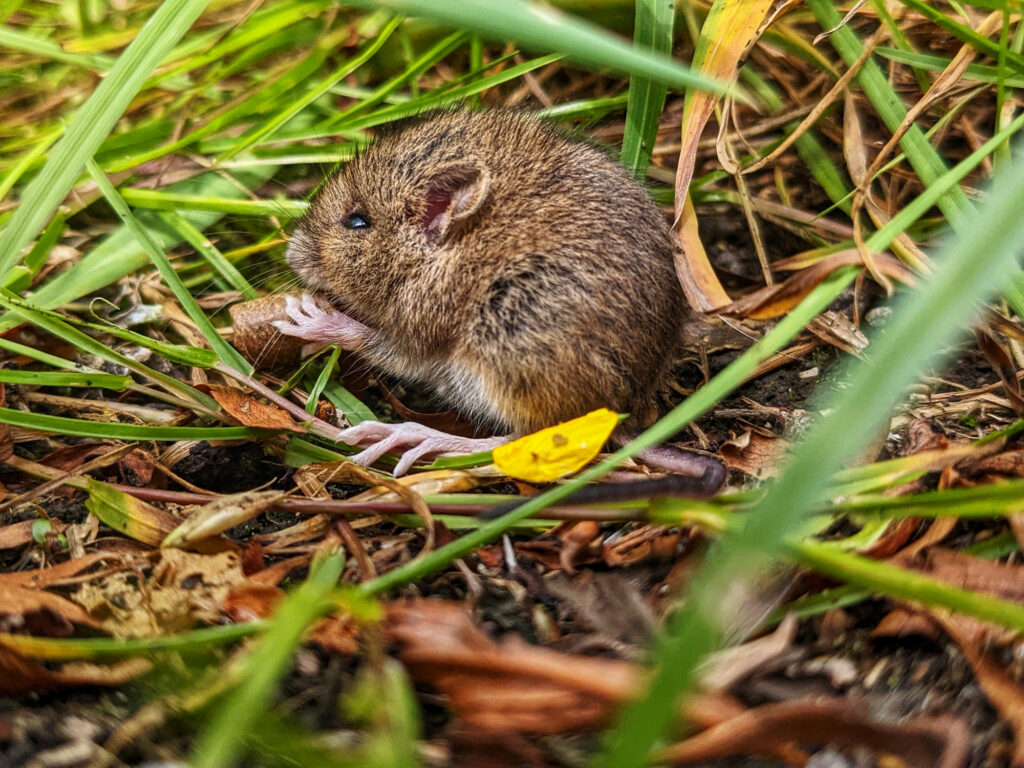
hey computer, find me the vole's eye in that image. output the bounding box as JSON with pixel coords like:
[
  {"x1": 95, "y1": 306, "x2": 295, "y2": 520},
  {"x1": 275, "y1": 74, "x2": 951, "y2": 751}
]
[{"x1": 342, "y1": 212, "x2": 371, "y2": 230}]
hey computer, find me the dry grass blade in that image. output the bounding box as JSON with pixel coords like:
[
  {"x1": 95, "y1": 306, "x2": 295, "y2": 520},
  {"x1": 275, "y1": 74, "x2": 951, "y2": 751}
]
[{"x1": 673, "y1": 0, "x2": 778, "y2": 311}]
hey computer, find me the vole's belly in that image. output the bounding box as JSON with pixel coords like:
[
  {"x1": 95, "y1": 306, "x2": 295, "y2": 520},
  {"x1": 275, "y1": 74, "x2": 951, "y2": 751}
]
[{"x1": 373, "y1": 347, "x2": 509, "y2": 431}]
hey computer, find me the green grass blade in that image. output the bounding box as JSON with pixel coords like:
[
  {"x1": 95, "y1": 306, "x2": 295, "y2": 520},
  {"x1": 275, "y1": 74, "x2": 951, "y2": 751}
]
[
  {"x1": 323, "y1": 29, "x2": 469, "y2": 131},
  {"x1": 119, "y1": 188, "x2": 306, "y2": 218},
  {"x1": 192, "y1": 550, "x2": 347, "y2": 768},
  {"x1": 0, "y1": 26, "x2": 114, "y2": 70},
  {"x1": 897, "y1": 0, "x2": 1024, "y2": 73},
  {"x1": 807, "y1": 0, "x2": 973, "y2": 231},
  {"x1": 0, "y1": 0, "x2": 211, "y2": 279},
  {"x1": 620, "y1": 0, "x2": 674, "y2": 179},
  {"x1": 155, "y1": 212, "x2": 259, "y2": 300},
  {"x1": 320, "y1": 380, "x2": 378, "y2": 425},
  {"x1": 305, "y1": 347, "x2": 341, "y2": 414},
  {"x1": 0, "y1": 622, "x2": 263, "y2": 661},
  {"x1": 86, "y1": 160, "x2": 251, "y2": 373},
  {"x1": 343, "y1": 0, "x2": 736, "y2": 97},
  {"x1": 221, "y1": 15, "x2": 404, "y2": 158},
  {"x1": 596, "y1": 143, "x2": 1024, "y2": 768},
  {"x1": 0, "y1": 127, "x2": 62, "y2": 202},
  {"x1": 1, "y1": 167, "x2": 276, "y2": 329},
  {"x1": 0, "y1": 337, "x2": 90, "y2": 371},
  {"x1": 0, "y1": 370, "x2": 131, "y2": 389},
  {"x1": 0, "y1": 406, "x2": 260, "y2": 440},
  {"x1": 876, "y1": 46, "x2": 1024, "y2": 87},
  {"x1": 791, "y1": 541, "x2": 1024, "y2": 630},
  {"x1": 0, "y1": 290, "x2": 218, "y2": 410}
]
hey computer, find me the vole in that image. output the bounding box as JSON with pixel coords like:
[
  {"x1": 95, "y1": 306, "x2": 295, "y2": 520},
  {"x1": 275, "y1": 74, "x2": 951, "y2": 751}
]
[{"x1": 276, "y1": 108, "x2": 724, "y2": 494}]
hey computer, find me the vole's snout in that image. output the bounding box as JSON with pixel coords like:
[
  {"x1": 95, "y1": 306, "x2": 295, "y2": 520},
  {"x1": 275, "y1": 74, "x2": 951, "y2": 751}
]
[
  {"x1": 284, "y1": 226, "x2": 329, "y2": 292},
  {"x1": 284, "y1": 227, "x2": 311, "y2": 270}
]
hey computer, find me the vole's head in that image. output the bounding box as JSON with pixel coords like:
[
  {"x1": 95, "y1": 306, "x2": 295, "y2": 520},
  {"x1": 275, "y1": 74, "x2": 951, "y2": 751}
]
[{"x1": 286, "y1": 109, "x2": 493, "y2": 325}]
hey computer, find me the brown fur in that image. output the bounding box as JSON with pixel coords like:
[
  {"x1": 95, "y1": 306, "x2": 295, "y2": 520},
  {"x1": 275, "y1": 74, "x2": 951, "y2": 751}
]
[{"x1": 287, "y1": 108, "x2": 686, "y2": 434}]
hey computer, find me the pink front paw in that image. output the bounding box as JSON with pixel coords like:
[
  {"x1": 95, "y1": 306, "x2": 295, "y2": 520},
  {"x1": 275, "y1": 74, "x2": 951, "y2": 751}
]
[{"x1": 272, "y1": 293, "x2": 370, "y2": 351}]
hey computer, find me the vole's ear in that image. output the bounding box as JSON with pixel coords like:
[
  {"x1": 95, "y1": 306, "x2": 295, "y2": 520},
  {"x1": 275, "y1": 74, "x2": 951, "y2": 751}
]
[{"x1": 416, "y1": 163, "x2": 490, "y2": 240}]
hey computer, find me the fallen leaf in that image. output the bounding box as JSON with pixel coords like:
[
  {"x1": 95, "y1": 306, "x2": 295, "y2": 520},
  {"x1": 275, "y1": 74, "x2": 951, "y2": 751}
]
[
  {"x1": 162, "y1": 490, "x2": 286, "y2": 548},
  {"x1": 493, "y1": 408, "x2": 619, "y2": 483},
  {"x1": 386, "y1": 599, "x2": 968, "y2": 767},
  {"x1": 915, "y1": 548, "x2": 1024, "y2": 603},
  {"x1": 715, "y1": 250, "x2": 915, "y2": 319},
  {"x1": 932, "y1": 610, "x2": 1024, "y2": 766},
  {"x1": 222, "y1": 583, "x2": 283, "y2": 623},
  {"x1": 602, "y1": 525, "x2": 681, "y2": 567},
  {"x1": 674, "y1": 0, "x2": 777, "y2": 311},
  {"x1": 387, "y1": 599, "x2": 641, "y2": 733},
  {"x1": 73, "y1": 548, "x2": 248, "y2": 637},
  {"x1": 0, "y1": 552, "x2": 119, "y2": 589},
  {"x1": 657, "y1": 700, "x2": 969, "y2": 768},
  {"x1": 86, "y1": 478, "x2": 181, "y2": 547},
  {"x1": 0, "y1": 643, "x2": 151, "y2": 694},
  {"x1": 720, "y1": 430, "x2": 789, "y2": 478},
  {"x1": 206, "y1": 384, "x2": 305, "y2": 433},
  {"x1": 118, "y1": 448, "x2": 156, "y2": 486},
  {"x1": 259, "y1": 517, "x2": 332, "y2": 554},
  {"x1": 0, "y1": 584, "x2": 100, "y2": 633},
  {"x1": 701, "y1": 614, "x2": 798, "y2": 692},
  {"x1": 0, "y1": 520, "x2": 36, "y2": 550}
]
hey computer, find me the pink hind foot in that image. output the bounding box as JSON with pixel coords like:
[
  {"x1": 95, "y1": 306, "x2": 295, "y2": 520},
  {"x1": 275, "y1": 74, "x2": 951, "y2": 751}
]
[{"x1": 332, "y1": 420, "x2": 510, "y2": 476}]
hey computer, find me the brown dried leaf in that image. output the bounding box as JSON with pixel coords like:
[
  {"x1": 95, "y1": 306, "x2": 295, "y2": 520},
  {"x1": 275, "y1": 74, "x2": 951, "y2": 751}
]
[
  {"x1": 657, "y1": 700, "x2": 969, "y2": 768},
  {"x1": 259, "y1": 515, "x2": 332, "y2": 554},
  {"x1": 40, "y1": 442, "x2": 118, "y2": 472},
  {"x1": 720, "y1": 431, "x2": 788, "y2": 479},
  {"x1": 73, "y1": 549, "x2": 248, "y2": 637},
  {"x1": 976, "y1": 326, "x2": 1024, "y2": 414},
  {"x1": 915, "y1": 548, "x2": 1024, "y2": 603},
  {"x1": 860, "y1": 518, "x2": 920, "y2": 558},
  {"x1": 602, "y1": 525, "x2": 681, "y2": 567},
  {"x1": 0, "y1": 520, "x2": 35, "y2": 551},
  {"x1": 386, "y1": 600, "x2": 640, "y2": 733},
  {"x1": 308, "y1": 615, "x2": 360, "y2": 656},
  {"x1": 701, "y1": 614, "x2": 798, "y2": 692},
  {"x1": 206, "y1": 384, "x2": 305, "y2": 433},
  {"x1": 162, "y1": 490, "x2": 287, "y2": 548},
  {"x1": 871, "y1": 609, "x2": 942, "y2": 641},
  {"x1": 0, "y1": 643, "x2": 151, "y2": 694},
  {"x1": 673, "y1": 0, "x2": 778, "y2": 311},
  {"x1": 222, "y1": 583, "x2": 283, "y2": 623},
  {"x1": 932, "y1": 610, "x2": 1024, "y2": 766},
  {"x1": 118, "y1": 448, "x2": 156, "y2": 486},
  {"x1": 715, "y1": 250, "x2": 915, "y2": 319},
  {"x1": 0, "y1": 584, "x2": 100, "y2": 632},
  {"x1": 0, "y1": 553, "x2": 117, "y2": 589},
  {"x1": 558, "y1": 520, "x2": 601, "y2": 573}
]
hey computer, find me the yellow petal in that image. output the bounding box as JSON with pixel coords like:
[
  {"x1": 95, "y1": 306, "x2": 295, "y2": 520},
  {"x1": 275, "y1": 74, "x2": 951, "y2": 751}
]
[{"x1": 493, "y1": 408, "x2": 620, "y2": 483}]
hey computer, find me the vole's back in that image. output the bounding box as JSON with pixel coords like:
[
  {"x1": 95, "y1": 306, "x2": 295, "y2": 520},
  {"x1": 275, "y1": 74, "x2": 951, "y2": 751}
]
[{"x1": 295, "y1": 109, "x2": 686, "y2": 434}]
